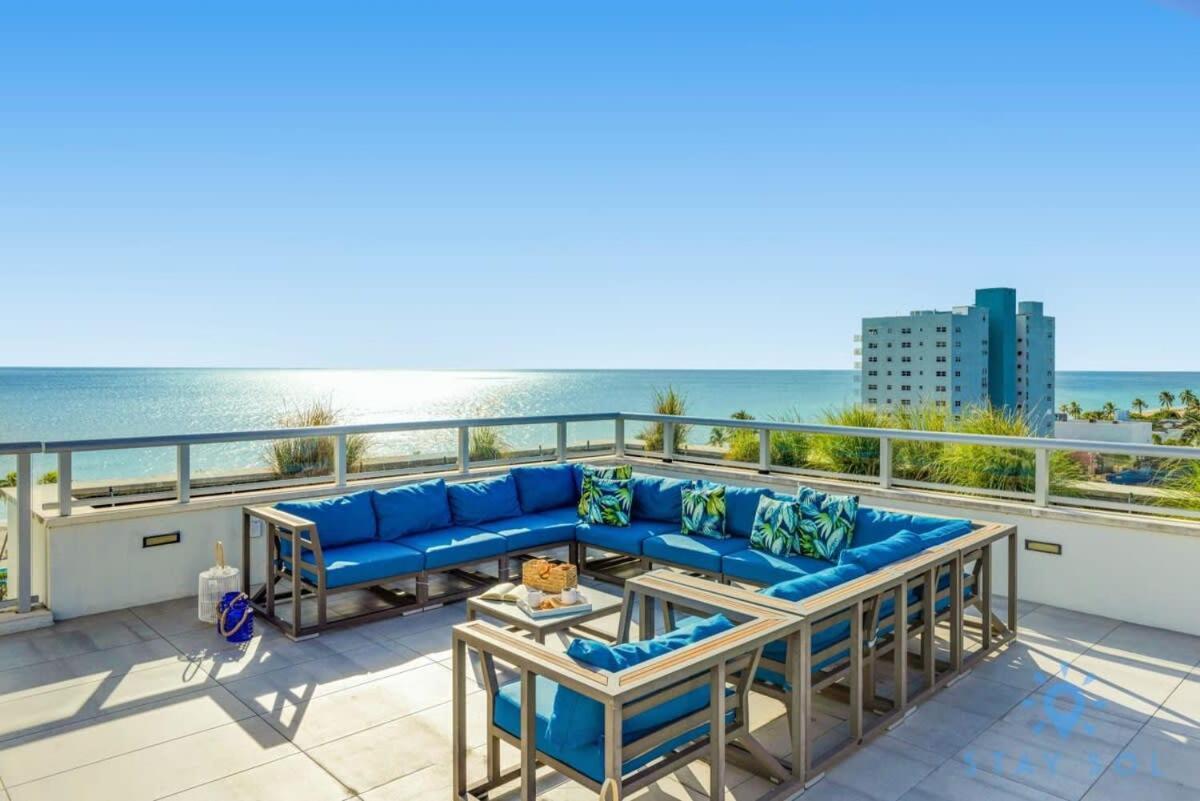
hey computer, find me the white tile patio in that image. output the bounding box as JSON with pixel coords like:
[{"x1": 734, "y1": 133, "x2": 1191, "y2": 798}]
[{"x1": 0, "y1": 591, "x2": 1198, "y2": 801}]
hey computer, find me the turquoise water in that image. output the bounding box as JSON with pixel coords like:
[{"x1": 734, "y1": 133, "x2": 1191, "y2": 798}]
[{"x1": 2, "y1": 368, "x2": 1198, "y2": 487}]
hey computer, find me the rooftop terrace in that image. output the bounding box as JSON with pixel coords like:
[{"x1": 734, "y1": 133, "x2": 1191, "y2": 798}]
[{"x1": 1, "y1": 577, "x2": 1198, "y2": 801}]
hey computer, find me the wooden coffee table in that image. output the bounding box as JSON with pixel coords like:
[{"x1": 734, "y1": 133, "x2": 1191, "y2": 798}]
[{"x1": 466, "y1": 584, "x2": 624, "y2": 644}]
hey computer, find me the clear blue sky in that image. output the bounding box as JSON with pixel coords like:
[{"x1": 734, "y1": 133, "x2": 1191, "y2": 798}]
[{"x1": 2, "y1": 1, "x2": 1198, "y2": 370}]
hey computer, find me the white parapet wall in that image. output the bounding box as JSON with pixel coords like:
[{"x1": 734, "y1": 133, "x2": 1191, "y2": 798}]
[{"x1": 13, "y1": 459, "x2": 1200, "y2": 637}]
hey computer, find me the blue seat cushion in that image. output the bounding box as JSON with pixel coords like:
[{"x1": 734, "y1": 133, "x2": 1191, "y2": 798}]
[
  {"x1": 372, "y1": 479, "x2": 452, "y2": 538},
  {"x1": 760, "y1": 562, "x2": 867, "y2": 603},
  {"x1": 397, "y1": 526, "x2": 505, "y2": 569},
  {"x1": 630, "y1": 476, "x2": 688, "y2": 522},
  {"x1": 446, "y1": 474, "x2": 524, "y2": 526},
  {"x1": 642, "y1": 533, "x2": 747, "y2": 573},
  {"x1": 918, "y1": 519, "x2": 974, "y2": 547},
  {"x1": 276, "y1": 491, "x2": 377, "y2": 550},
  {"x1": 511, "y1": 464, "x2": 578, "y2": 513},
  {"x1": 721, "y1": 549, "x2": 832, "y2": 586},
  {"x1": 852, "y1": 507, "x2": 966, "y2": 547},
  {"x1": 838, "y1": 531, "x2": 926, "y2": 573},
  {"x1": 576, "y1": 520, "x2": 664, "y2": 556},
  {"x1": 724, "y1": 486, "x2": 779, "y2": 538},
  {"x1": 476, "y1": 508, "x2": 579, "y2": 552},
  {"x1": 493, "y1": 675, "x2": 732, "y2": 783},
  {"x1": 298, "y1": 540, "x2": 423, "y2": 588},
  {"x1": 567, "y1": 614, "x2": 733, "y2": 673}
]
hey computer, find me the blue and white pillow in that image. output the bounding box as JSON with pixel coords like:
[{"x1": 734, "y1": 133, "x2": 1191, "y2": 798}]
[
  {"x1": 585, "y1": 478, "x2": 633, "y2": 527},
  {"x1": 681, "y1": 483, "x2": 728, "y2": 539},
  {"x1": 796, "y1": 486, "x2": 858, "y2": 561}
]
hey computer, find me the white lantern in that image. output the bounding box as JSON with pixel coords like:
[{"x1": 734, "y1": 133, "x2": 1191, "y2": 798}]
[{"x1": 198, "y1": 541, "x2": 241, "y2": 623}]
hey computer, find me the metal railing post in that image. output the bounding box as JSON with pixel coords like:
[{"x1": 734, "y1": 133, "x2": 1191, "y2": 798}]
[
  {"x1": 57, "y1": 451, "x2": 72, "y2": 517},
  {"x1": 879, "y1": 436, "x2": 892, "y2": 489},
  {"x1": 1034, "y1": 447, "x2": 1050, "y2": 507},
  {"x1": 176, "y1": 444, "x2": 191, "y2": 503},
  {"x1": 335, "y1": 433, "x2": 348, "y2": 487},
  {"x1": 758, "y1": 428, "x2": 770, "y2": 474},
  {"x1": 556, "y1": 421, "x2": 567, "y2": 463},
  {"x1": 614, "y1": 417, "x2": 625, "y2": 457},
  {"x1": 16, "y1": 452, "x2": 32, "y2": 613},
  {"x1": 663, "y1": 421, "x2": 675, "y2": 462},
  {"x1": 458, "y1": 426, "x2": 470, "y2": 474}
]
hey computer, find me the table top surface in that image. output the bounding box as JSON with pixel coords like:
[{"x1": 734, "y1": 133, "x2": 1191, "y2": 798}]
[{"x1": 468, "y1": 584, "x2": 624, "y2": 631}]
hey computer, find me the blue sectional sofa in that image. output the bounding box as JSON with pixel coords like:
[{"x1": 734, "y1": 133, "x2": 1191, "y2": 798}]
[{"x1": 247, "y1": 461, "x2": 977, "y2": 638}]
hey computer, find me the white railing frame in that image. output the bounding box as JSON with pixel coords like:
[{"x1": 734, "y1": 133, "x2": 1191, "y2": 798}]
[{"x1": 6, "y1": 410, "x2": 1200, "y2": 615}]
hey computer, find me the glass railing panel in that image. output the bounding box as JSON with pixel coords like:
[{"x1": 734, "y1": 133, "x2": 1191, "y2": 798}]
[
  {"x1": 466, "y1": 423, "x2": 556, "y2": 468},
  {"x1": 1048, "y1": 450, "x2": 1200, "y2": 520},
  {"x1": 891, "y1": 439, "x2": 1036, "y2": 501},
  {"x1": 66, "y1": 447, "x2": 178, "y2": 510},
  {"x1": 349, "y1": 428, "x2": 457, "y2": 479},
  {"x1": 565, "y1": 420, "x2": 615, "y2": 459}
]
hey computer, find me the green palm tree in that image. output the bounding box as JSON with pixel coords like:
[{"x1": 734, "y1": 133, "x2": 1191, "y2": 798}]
[
  {"x1": 1180, "y1": 389, "x2": 1199, "y2": 409},
  {"x1": 1066, "y1": 401, "x2": 1082, "y2": 419},
  {"x1": 1160, "y1": 391, "x2": 1176, "y2": 413},
  {"x1": 1101, "y1": 401, "x2": 1117, "y2": 420},
  {"x1": 1131, "y1": 398, "x2": 1147, "y2": 415}
]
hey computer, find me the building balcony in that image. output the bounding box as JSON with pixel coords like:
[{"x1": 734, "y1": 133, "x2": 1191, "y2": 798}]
[{"x1": 2, "y1": 412, "x2": 1200, "y2": 799}]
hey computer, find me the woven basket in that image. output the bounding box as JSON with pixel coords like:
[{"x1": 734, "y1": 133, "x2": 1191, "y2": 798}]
[{"x1": 521, "y1": 558, "x2": 578, "y2": 594}]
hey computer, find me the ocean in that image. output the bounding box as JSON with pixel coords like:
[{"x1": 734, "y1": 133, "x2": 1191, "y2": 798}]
[{"x1": 2, "y1": 367, "x2": 1198, "y2": 489}]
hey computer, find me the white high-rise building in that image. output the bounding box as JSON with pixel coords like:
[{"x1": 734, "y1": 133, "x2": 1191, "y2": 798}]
[{"x1": 856, "y1": 288, "x2": 1055, "y2": 433}]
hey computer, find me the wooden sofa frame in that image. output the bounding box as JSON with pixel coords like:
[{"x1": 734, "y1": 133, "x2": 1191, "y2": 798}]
[
  {"x1": 241, "y1": 504, "x2": 577, "y2": 639},
  {"x1": 451, "y1": 605, "x2": 803, "y2": 801},
  {"x1": 623, "y1": 521, "x2": 1017, "y2": 789}
]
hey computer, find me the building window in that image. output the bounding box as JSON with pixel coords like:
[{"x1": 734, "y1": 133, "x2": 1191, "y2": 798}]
[
  {"x1": 901, "y1": 342, "x2": 911, "y2": 348},
  {"x1": 901, "y1": 356, "x2": 911, "y2": 363},
  {"x1": 867, "y1": 384, "x2": 877, "y2": 390},
  {"x1": 900, "y1": 384, "x2": 911, "y2": 391},
  {"x1": 954, "y1": 400, "x2": 962, "y2": 407},
  {"x1": 867, "y1": 343, "x2": 877, "y2": 349},
  {"x1": 901, "y1": 370, "x2": 912, "y2": 377},
  {"x1": 955, "y1": 385, "x2": 962, "y2": 392},
  {"x1": 900, "y1": 327, "x2": 911, "y2": 334},
  {"x1": 867, "y1": 328, "x2": 878, "y2": 335},
  {"x1": 867, "y1": 370, "x2": 877, "y2": 376},
  {"x1": 868, "y1": 356, "x2": 878, "y2": 362},
  {"x1": 936, "y1": 370, "x2": 947, "y2": 377},
  {"x1": 936, "y1": 326, "x2": 947, "y2": 333},
  {"x1": 867, "y1": 398, "x2": 878, "y2": 404},
  {"x1": 901, "y1": 399, "x2": 912, "y2": 406},
  {"x1": 954, "y1": 370, "x2": 961, "y2": 377},
  {"x1": 936, "y1": 356, "x2": 947, "y2": 363},
  {"x1": 936, "y1": 385, "x2": 947, "y2": 392},
  {"x1": 936, "y1": 341, "x2": 947, "y2": 348},
  {"x1": 935, "y1": 400, "x2": 947, "y2": 407}
]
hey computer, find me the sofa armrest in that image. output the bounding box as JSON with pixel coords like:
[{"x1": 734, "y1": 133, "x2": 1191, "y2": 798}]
[
  {"x1": 452, "y1": 620, "x2": 613, "y2": 701},
  {"x1": 244, "y1": 505, "x2": 321, "y2": 559}
]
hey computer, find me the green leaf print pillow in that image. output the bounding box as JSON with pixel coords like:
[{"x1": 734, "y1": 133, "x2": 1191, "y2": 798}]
[
  {"x1": 578, "y1": 464, "x2": 634, "y2": 517},
  {"x1": 681, "y1": 483, "x2": 728, "y2": 539},
  {"x1": 796, "y1": 486, "x2": 858, "y2": 561},
  {"x1": 585, "y1": 478, "x2": 633, "y2": 527},
  {"x1": 748, "y1": 495, "x2": 802, "y2": 557}
]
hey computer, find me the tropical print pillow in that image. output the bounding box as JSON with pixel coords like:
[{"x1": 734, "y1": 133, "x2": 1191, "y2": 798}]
[
  {"x1": 681, "y1": 483, "x2": 728, "y2": 539},
  {"x1": 577, "y1": 464, "x2": 634, "y2": 517},
  {"x1": 796, "y1": 486, "x2": 858, "y2": 561},
  {"x1": 748, "y1": 495, "x2": 802, "y2": 557},
  {"x1": 585, "y1": 478, "x2": 633, "y2": 527}
]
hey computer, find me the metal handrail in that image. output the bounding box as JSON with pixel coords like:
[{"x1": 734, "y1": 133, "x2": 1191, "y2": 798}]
[
  {"x1": 619, "y1": 413, "x2": 1200, "y2": 461},
  {"x1": 5, "y1": 409, "x2": 1200, "y2": 619}
]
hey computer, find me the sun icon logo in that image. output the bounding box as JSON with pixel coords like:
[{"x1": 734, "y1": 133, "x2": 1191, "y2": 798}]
[{"x1": 1023, "y1": 661, "x2": 1106, "y2": 739}]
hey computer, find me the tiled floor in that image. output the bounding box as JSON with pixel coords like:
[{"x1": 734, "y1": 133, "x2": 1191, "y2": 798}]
[{"x1": 1, "y1": 588, "x2": 1198, "y2": 801}]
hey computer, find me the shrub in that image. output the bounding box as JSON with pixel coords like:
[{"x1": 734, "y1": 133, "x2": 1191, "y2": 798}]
[
  {"x1": 264, "y1": 398, "x2": 369, "y2": 477},
  {"x1": 891, "y1": 405, "x2": 949, "y2": 482},
  {"x1": 638, "y1": 386, "x2": 691, "y2": 453},
  {"x1": 935, "y1": 406, "x2": 1083, "y2": 495},
  {"x1": 806, "y1": 406, "x2": 887, "y2": 476},
  {"x1": 469, "y1": 427, "x2": 508, "y2": 462},
  {"x1": 37, "y1": 471, "x2": 58, "y2": 485},
  {"x1": 1158, "y1": 460, "x2": 1200, "y2": 512}
]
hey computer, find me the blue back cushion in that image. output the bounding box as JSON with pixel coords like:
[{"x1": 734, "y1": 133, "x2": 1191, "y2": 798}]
[
  {"x1": 839, "y1": 530, "x2": 926, "y2": 573},
  {"x1": 446, "y1": 474, "x2": 523, "y2": 525},
  {"x1": 551, "y1": 614, "x2": 734, "y2": 747},
  {"x1": 853, "y1": 507, "x2": 962, "y2": 547},
  {"x1": 761, "y1": 562, "x2": 867, "y2": 602},
  {"x1": 371, "y1": 479, "x2": 452, "y2": 539},
  {"x1": 276, "y1": 491, "x2": 377, "y2": 549},
  {"x1": 511, "y1": 464, "x2": 578, "y2": 513},
  {"x1": 631, "y1": 476, "x2": 688, "y2": 522},
  {"x1": 724, "y1": 486, "x2": 777, "y2": 538},
  {"x1": 918, "y1": 519, "x2": 973, "y2": 547}
]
